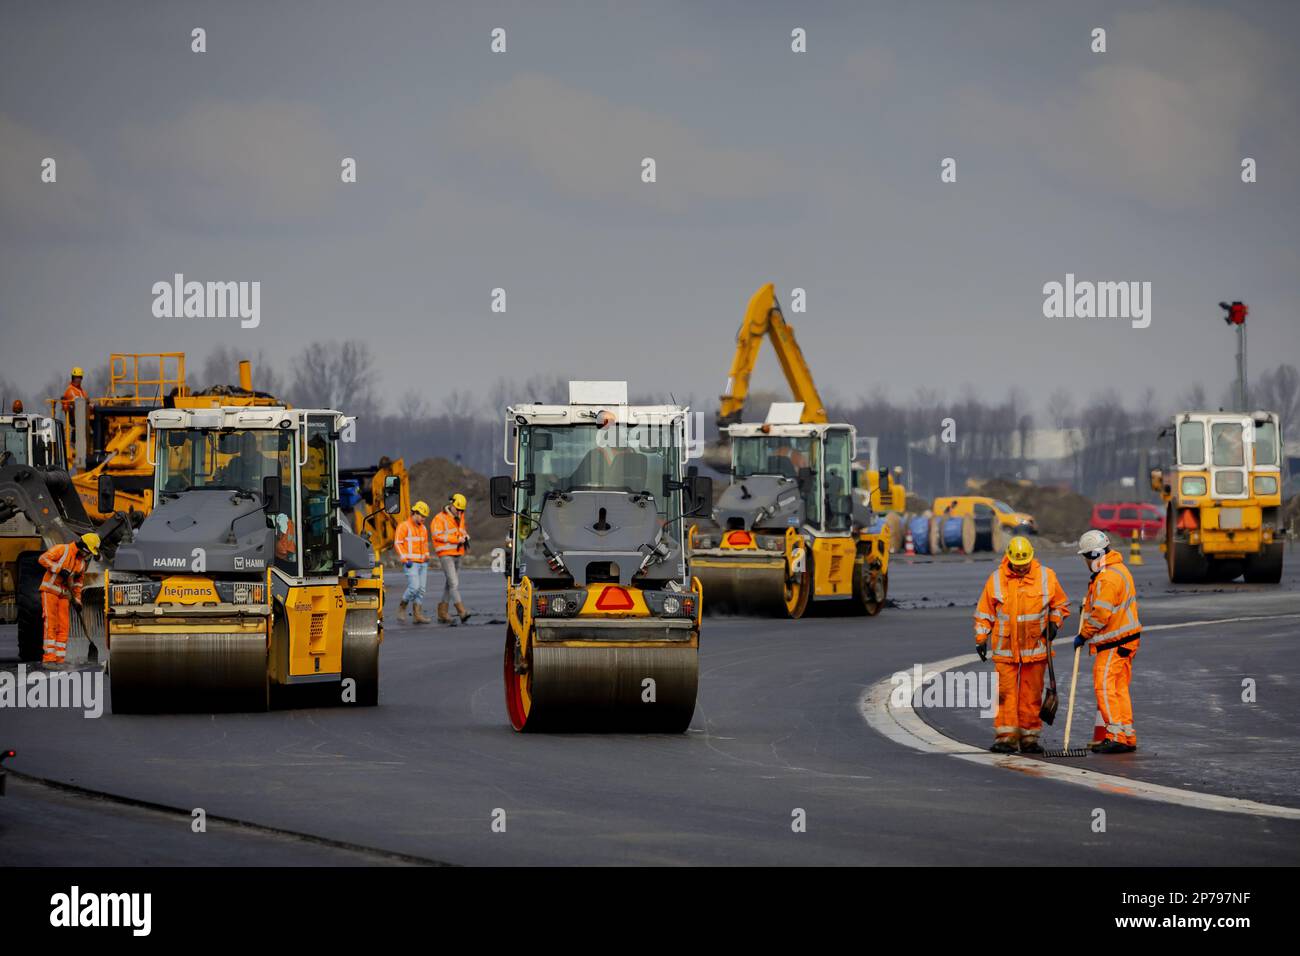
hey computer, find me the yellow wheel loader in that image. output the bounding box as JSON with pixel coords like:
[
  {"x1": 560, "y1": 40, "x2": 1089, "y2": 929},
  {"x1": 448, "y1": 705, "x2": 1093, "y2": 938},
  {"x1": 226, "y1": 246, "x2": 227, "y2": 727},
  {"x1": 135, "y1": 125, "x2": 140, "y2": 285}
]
[
  {"x1": 102, "y1": 405, "x2": 394, "y2": 712},
  {"x1": 690, "y1": 402, "x2": 889, "y2": 618},
  {"x1": 1151, "y1": 410, "x2": 1285, "y2": 584},
  {"x1": 490, "y1": 381, "x2": 712, "y2": 732}
]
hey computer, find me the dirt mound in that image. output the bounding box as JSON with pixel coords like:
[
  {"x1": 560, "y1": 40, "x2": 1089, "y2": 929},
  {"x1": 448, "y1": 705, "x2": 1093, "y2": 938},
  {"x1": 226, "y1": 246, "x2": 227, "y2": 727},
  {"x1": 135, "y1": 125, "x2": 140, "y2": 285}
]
[
  {"x1": 406, "y1": 457, "x2": 511, "y2": 566},
  {"x1": 972, "y1": 478, "x2": 1094, "y2": 541}
]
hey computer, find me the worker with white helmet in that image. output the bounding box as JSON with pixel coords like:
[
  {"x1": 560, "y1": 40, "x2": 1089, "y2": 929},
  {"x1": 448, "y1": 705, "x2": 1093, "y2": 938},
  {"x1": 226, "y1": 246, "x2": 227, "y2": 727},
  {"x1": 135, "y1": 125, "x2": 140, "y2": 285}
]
[
  {"x1": 432, "y1": 493, "x2": 472, "y2": 624},
  {"x1": 1075, "y1": 529, "x2": 1142, "y2": 753},
  {"x1": 394, "y1": 501, "x2": 432, "y2": 624},
  {"x1": 972, "y1": 535, "x2": 1071, "y2": 753}
]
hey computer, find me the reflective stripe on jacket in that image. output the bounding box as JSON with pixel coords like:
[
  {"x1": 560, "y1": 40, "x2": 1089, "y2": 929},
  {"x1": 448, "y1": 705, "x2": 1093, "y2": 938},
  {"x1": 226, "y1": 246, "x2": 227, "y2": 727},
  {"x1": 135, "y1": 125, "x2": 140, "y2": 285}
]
[
  {"x1": 38, "y1": 542, "x2": 86, "y2": 600},
  {"x1": 1080, "y1": 550, "x2": 1140, "y2": 653},
  {"x1": 394, "y1": 519, "x2": 430, "y2": 563},
  {"x1": 973, "y1": 558, "x2": 1070, "y2": 663},
  {"x1": 431, "y1": 508, "x2": 466, "y2": 557}
]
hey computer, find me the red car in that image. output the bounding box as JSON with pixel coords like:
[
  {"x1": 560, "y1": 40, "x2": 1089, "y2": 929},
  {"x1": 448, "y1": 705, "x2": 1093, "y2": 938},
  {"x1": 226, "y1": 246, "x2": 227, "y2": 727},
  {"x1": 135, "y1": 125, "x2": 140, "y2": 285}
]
[{"x1": 1090, "y1": 502, "x2": 1165, "y2": 541}]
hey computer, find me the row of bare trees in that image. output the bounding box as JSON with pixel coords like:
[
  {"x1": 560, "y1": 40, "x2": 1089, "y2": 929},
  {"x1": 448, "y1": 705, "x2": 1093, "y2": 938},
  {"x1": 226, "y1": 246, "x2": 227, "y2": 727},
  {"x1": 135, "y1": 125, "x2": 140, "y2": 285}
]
[{"x1": 4, "y1": 342, "x2": 1294, "y2": 497}]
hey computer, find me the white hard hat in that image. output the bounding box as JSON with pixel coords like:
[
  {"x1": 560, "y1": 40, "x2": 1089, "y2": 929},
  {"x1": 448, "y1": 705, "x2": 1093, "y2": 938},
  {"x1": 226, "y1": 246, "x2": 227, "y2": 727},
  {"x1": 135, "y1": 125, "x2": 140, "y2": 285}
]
[{"x1": 1077, "y1": 529, "x2": 1111, "y2": 556}]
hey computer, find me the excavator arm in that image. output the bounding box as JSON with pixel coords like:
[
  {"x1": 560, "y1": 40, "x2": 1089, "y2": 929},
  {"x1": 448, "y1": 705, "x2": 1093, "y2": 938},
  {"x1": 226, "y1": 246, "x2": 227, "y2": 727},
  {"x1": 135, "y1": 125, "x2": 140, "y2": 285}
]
[{"x1": 718, "y1": 283, "x2": 828, "y2": 428}]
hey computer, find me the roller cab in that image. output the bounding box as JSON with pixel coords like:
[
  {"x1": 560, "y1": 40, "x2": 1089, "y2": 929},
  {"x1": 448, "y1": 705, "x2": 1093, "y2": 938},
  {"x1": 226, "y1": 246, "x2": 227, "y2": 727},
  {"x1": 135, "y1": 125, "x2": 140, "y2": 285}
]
[
  {"x1": 1152, "y1": 411, "x2": 1284, "y2": 584},
  {"x1": 106, "y1": 406, "x2": 387, "y2": 712},
  {"x1": 492, "y1": 381, "x2": 711, "y2": 732},
  {"x1": 691, "y1": 403, "x2": 888, "y2": 618}
]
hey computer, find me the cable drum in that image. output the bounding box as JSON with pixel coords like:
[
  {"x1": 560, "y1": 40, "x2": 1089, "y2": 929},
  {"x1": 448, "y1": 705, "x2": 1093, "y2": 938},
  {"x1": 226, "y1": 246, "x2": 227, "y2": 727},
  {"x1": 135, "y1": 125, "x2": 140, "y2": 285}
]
[{"x1": 942, "y1": 516, "x2": 977, "y2": 553}]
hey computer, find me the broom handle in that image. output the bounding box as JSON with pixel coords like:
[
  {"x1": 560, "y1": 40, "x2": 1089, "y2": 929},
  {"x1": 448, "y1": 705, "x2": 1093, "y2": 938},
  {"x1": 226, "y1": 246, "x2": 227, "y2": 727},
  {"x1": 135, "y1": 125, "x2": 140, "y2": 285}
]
[{"x1": 1062, "y1": 618, "x2": 1084, "y2": 751}]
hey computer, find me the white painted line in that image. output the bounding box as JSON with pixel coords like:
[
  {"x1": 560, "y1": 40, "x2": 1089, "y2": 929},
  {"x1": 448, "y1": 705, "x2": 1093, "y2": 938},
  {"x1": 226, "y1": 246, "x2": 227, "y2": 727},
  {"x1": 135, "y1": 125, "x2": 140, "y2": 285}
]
[
  {"x1": 1142, "y1": 612, "x2": 1300, "y2": 633},
  {"x1": 859, "y1": 644, "x2": 1300, "y2": 821}
]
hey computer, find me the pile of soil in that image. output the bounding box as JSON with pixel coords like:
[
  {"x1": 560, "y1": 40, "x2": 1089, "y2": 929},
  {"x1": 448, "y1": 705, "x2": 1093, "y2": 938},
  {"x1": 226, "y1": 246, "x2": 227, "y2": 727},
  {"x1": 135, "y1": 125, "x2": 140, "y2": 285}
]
[
  {"x1": 971, "y1": 477, "x2": 1094, "y2": 542},
  {"x1": 405, "y1": 457, "x2": 511, "y2": 567}
]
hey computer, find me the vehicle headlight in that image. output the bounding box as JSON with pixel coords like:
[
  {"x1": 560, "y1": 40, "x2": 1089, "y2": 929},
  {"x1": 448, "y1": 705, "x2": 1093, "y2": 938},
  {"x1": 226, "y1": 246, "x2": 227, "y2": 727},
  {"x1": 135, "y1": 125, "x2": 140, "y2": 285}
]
[
  {"x1": 663, "y1": 596, "x2": 681, "y2": 615},
  {"x1": 1180, "y1": 476, "x2": 1207, "y2": 497},
  {"x1": 1253, "y1": 475, "x2": 1278, "y2": 496},
  {"x1": 111, "y1": 583, "x2": 143, "y2": 606}
]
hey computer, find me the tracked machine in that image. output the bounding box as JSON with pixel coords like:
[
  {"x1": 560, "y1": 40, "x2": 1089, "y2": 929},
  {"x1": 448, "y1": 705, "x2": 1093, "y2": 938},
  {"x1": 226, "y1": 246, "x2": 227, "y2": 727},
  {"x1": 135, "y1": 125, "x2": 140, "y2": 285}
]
[
  {"x1": 490, "y1": 382, "x2": 712, "y2": 732},
  {"x1": 103, "y1": 405, "x2": 392, "y2": 712},
  {"x1": 690, "y1": 402, "x2": 890, "y2": 617},
  {"x1": 1151, "y1": 410, "x2": 1285, "y2": 583}
]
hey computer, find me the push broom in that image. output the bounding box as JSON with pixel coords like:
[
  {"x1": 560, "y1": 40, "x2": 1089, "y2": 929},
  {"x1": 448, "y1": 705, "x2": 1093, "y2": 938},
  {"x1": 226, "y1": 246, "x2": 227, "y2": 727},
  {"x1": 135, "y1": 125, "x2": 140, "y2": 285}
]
[{"x1": 1041, "y1": 618, "x2": 1089, "y2": 758}]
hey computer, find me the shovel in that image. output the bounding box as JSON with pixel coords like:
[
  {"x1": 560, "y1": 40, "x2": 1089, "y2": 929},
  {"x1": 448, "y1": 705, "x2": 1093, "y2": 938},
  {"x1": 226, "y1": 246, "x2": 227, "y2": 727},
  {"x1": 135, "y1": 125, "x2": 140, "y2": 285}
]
[{"x1": 1039, "y1": 625, "x2": 1059, "y2": 725}]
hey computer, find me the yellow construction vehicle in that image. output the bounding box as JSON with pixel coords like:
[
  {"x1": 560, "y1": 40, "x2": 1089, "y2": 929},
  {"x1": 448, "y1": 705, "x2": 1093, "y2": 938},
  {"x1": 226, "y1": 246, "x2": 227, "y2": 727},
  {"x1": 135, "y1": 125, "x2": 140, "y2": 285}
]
[
  {"x1": 1, "y1": 407, "x2": 70, "y2": 660},
  {"x1": 690, "y1": 402, "x2": 890, "y2": 617},
  {"x1": 340, "y1": 457, "x2": 411, "y2": 557},
  {"x1": 1151, "y1": 410, "x2": 1285, "y2": 583},
  {"x1": 50, "y1": 354, "x2": 283, "y2": 521},
  {"x1": 490, "y1": 381, "x2": 712, "y2": 732},
  {"x1": 715, "y1": 282, "x2": 906, "y2": 508},
  {"x1": 101, "y1": 404, "x2": 392, "y2": 712}
]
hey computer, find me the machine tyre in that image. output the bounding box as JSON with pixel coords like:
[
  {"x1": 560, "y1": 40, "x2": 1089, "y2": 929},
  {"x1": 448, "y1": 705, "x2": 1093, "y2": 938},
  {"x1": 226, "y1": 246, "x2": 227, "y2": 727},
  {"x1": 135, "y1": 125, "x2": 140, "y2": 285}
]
[
  {"x1": 15, "y1": 552, "x2": 43, "y2": 663},
  {"x1": 1243, "y1": 542, "x2": 1284, "y2": 584},
  {"x1": 783, "y1": 554, "x2": 812, "y2": 619},
  {"x1": 504, "y1": 626, "x2": 532, "y2": 732},
  {"x1": 1166, "y1": 510, "x2": 1208, "y2": 584}
]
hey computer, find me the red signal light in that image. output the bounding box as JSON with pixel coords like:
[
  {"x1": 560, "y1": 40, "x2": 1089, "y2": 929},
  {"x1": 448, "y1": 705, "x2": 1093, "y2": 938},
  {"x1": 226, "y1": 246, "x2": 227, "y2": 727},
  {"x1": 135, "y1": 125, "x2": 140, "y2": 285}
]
[
  {"x1": 725, "y1": 530, "x2": 754, "y2": 547},
  {"x1": 594, "y1": 586, "x2": 634, "y2": 611}
]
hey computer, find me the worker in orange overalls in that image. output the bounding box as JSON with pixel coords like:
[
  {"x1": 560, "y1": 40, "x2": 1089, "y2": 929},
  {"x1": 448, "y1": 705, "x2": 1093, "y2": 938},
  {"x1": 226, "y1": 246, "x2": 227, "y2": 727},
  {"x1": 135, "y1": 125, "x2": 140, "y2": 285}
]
[
  {"x1": 60, "y1": 366, "x2": 93, "y2": 446},
  {"x1": 395, "y1": 501, "x2": 431, "y2": 623},
  {"x1": 974, "y1": 535, "x2": 1070, "y2": 754},
  {"x1": 38, "y1": 533, "x2": 100, "y2": 665},
  {"x1": 431, "y1": 494, "x2": 471, "y2": 624},
  {"x1": 1075, "y1": 530, "x2": 1142, "y2": 754}
]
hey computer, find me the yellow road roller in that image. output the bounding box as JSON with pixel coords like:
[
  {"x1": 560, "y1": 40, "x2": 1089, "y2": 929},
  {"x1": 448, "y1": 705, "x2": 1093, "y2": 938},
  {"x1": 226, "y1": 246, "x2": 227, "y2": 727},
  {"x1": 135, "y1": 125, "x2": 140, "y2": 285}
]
[
  {"x1": 1151, "y1": 410, "x2": 1285, "y2": 583},
  {"x1": 102, "y1": 405, "x2": 394, "y2": 712},
  {"x1": 691, "y1": 402, "x2": 890, "y2": 618},
  {"x1": 489, "y1": 381, "x2": 712, "y2": 732}
]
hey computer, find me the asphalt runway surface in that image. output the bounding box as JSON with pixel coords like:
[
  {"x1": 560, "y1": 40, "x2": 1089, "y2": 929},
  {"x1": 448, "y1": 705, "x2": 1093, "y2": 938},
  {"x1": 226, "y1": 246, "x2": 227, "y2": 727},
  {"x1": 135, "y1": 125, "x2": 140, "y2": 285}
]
[{"x1": 2, "y1": 550, "x2": 1298, "y2": 865}]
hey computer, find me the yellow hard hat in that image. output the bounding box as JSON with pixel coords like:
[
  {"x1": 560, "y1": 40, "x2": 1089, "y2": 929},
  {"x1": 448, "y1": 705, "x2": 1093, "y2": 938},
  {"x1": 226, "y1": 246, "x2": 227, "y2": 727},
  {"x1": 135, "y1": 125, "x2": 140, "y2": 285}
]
[
  {"x1": 71, "y1": 366, "x2": 85, "y2": 378},
  {"x1": 451, "y1": 493, "x2": 467, "y2": 511},
  {"x1": 411, "y1": 501, "x2": 430, "y2": 517},
  {"x1": 80, "y1": 532, "x2": 101, "y2": 556},
  {"x1": 1006, "y1": 535, "x2": 1034, "y2": 566}
]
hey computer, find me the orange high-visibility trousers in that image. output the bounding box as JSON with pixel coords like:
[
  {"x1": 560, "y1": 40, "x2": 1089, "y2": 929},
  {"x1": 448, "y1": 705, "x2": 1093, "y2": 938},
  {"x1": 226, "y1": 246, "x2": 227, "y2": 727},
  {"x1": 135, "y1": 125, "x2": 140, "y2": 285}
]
[
  {"x1": 994, "y1": 660, "x2": 1047, "y2": 744},
  {"x1": 1093, "y1": 644, "x2": 1137, "y2": 746},
  {"x1": 41, "y1": 591, "x2": 70, "y2": 664}
]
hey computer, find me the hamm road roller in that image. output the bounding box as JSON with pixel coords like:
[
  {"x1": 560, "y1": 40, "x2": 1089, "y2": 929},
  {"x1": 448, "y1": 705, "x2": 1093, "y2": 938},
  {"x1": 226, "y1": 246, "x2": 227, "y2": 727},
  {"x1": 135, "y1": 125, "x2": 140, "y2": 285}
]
[
  {"x1": 490, "y1": 381, "x2": 712, "y2": 732},
  {"x1": 690, "y1": 402, "x2": 890, "y2": 618},
  {"x1": 103, "y1": 405, "x2": 393, "y2": 712}
]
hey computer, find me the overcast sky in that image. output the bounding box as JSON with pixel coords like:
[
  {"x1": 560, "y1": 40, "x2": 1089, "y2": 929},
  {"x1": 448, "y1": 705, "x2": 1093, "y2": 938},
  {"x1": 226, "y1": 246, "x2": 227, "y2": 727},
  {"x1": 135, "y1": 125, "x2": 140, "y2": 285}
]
[{"x1": 3, "y1": 1, "x2": 1298, "y2": 417}]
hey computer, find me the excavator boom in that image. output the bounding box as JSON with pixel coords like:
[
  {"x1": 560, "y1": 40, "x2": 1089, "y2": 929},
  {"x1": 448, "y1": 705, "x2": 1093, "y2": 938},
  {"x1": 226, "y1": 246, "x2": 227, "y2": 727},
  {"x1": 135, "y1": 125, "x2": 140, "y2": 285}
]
[{"x1": 718, "y1": 283, "x2": 828, "y2": 427}]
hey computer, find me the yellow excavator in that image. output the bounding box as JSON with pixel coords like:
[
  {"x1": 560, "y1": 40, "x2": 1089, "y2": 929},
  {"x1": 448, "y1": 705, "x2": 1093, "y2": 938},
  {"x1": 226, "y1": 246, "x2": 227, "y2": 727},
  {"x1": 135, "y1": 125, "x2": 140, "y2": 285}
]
[{"x1": 690, "y1": 284, "x2": 894, "y2": 617}]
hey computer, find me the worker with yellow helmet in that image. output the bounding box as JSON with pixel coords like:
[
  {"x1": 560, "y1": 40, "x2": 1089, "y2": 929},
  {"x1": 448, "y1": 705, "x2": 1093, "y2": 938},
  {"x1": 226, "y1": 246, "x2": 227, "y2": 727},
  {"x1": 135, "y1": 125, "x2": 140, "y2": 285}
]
[
  {"x1": 37, "y1": 533, "x2": 100, "y2": 666},
  {"x1": 394, "y1": 501, "x2": 432, "y2": 623},
  {"x1": 972, "y1": 535, "x2": 1071, "y2": 754},
  {"x1": 431, "y1": 493, "x2": 472, "y2": 624},
  {"x1": 60, "y1": 365, "x2": 94, "y2": 442}
]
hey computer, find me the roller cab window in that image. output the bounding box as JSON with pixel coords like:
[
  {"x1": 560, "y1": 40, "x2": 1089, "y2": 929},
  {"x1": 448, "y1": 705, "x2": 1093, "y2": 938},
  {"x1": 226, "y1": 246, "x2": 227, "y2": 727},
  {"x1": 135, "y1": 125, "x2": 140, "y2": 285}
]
[
  {"x1": 0, "y1": 424, "x2": 27, "y2": 465},
  {"x1": 299, "y1": 419, "x2": 337, "y2": 576},
  {"x1": 158, "y1": 428, "x2": 288, "y2": 495},
  {"x1": 822, "y1": 429, "x2": 852, "y2": 532},
  {"x1": 732, "y1": 435, "x2": 821, "y2": 525}
]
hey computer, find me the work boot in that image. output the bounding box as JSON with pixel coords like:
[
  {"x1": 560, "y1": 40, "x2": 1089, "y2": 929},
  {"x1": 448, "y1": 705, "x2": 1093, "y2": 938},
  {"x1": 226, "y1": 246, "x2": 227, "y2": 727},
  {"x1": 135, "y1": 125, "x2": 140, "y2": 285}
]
[
  {"x1": 989, "y1": 740, "x2": 1017, "y2": 754},
  {"x1": 412, "y1": 604, "x2": 432, "y2": 624},
  {"x1": 455, "y1": 602, "x2": 473, "y2": 623},
  {"x1": 436, "y1": 602, "x2": 450, "y2": 624},
  {"x1": 399, "y1": 599, "x2": 408, "y2": 616},
  {"x1": 1095, "y1": 739, "x2": 1136, "y2": 754},
  {"x1": 1019, "y1": 739, "x2": 1045, "y2": 755}
]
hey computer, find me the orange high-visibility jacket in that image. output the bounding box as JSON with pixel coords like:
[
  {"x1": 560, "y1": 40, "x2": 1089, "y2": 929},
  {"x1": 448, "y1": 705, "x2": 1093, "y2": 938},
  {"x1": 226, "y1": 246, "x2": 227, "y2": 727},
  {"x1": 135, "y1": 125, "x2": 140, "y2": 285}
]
[
  {"x1": 38, "y1": 542, "x2": 87, "y2": 601},
  {"x1": 431, "y1": 508, "x2": 467, "y2": 557},
  {"x1": 974, "y1": 558, "x2": 1070, "y2": 663},
  {"x1": 61, "y1": 382, "x2": 89, "y2": 415},
  {"x1": 1080, "y1": 550, "x2": 1141, "y2": 653},
  {"x1": 394, "y1": 518, "x2": 430, "y2": 563}
]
